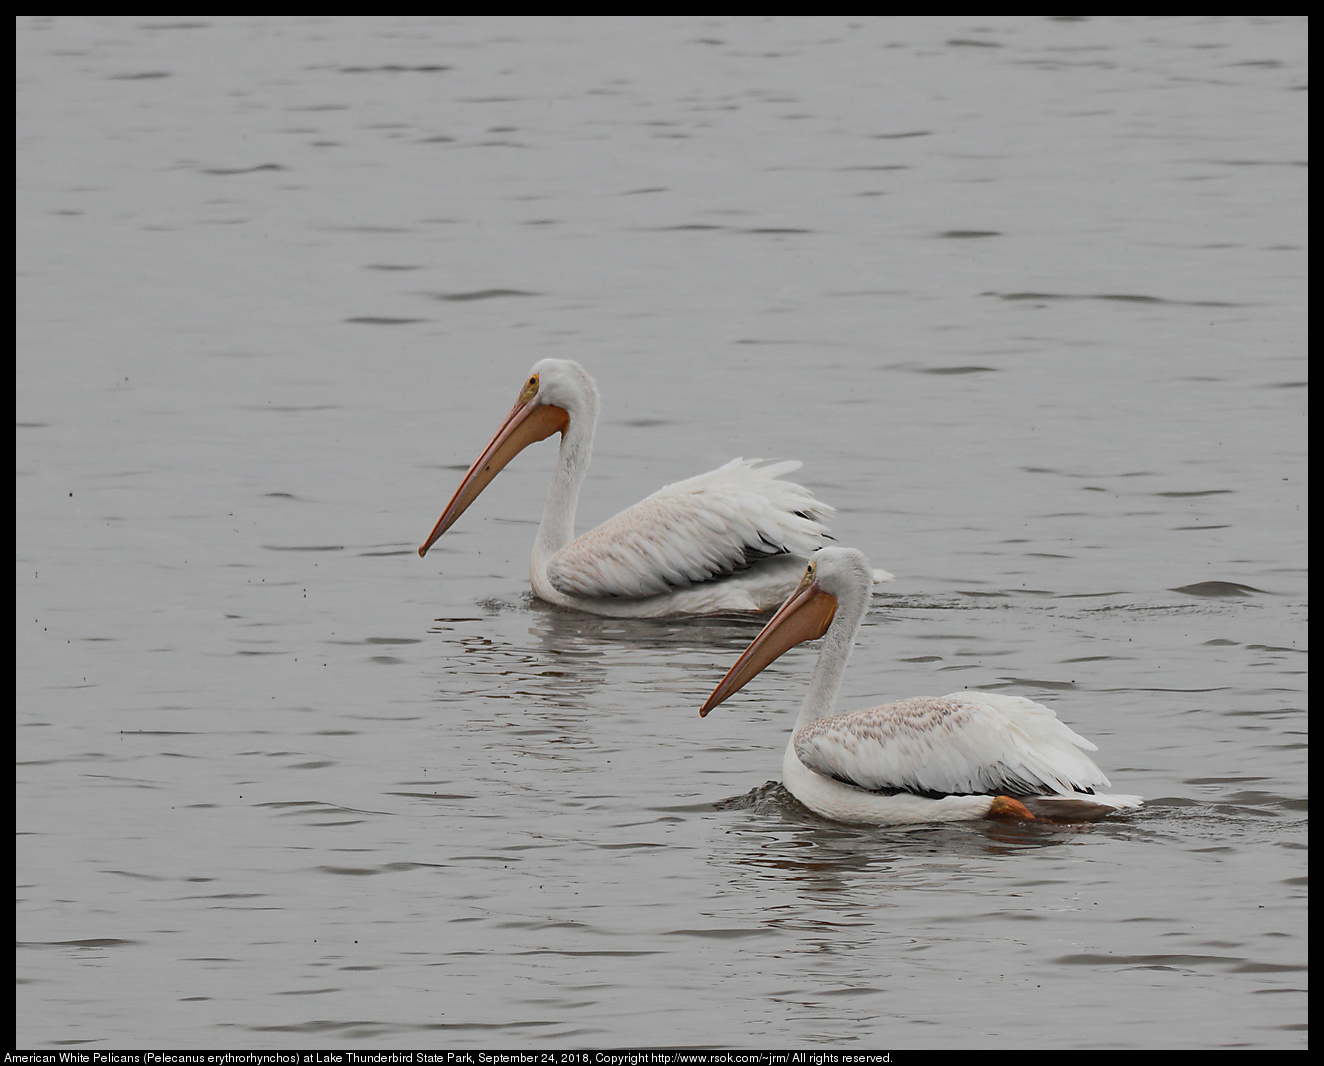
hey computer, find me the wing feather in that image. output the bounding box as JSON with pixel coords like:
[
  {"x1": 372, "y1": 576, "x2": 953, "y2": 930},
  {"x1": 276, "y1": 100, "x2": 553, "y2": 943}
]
[
  {"x1": 794, "y1": 693, "x2": 1112, "y2": 798},
  {"x1": 546, "y1": 458, "x2": 834, "y2": 599}
]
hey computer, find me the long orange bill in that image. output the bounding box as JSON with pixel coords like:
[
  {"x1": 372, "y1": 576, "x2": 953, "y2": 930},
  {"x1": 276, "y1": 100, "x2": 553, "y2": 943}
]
[
  {"x1": 699, "y1": 575, "x2": 838, "y2": 717},
  {"x1": 418, "y1": 399, "x2": 569, "y2": 557}
]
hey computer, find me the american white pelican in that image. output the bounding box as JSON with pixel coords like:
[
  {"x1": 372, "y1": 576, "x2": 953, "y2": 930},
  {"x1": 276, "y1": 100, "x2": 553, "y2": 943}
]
[
  {"x1": 419, "y1": 360, "x2": 891, "y2": 617},
  {"x1": 701, "y1": 547, "x2": 1142, "y2": 824}
]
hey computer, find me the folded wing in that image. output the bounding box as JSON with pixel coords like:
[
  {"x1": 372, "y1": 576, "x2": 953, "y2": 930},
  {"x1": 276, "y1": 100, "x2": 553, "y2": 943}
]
[
  {"x1": 547, "y1": 458, "x2": 834, "y2": 599},
  {"x1": 794, "y1": 692, "x2": 1114, "y2": 798}
]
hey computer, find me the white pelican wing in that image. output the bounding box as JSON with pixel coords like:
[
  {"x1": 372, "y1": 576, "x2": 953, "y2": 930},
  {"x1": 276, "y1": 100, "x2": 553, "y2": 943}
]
[
  {"x1": 546, "y1": 458, "x2": 834, "y2": 599},
  {"x1": 794, "y1": 692, "x2": 1113, "y2": 799}
]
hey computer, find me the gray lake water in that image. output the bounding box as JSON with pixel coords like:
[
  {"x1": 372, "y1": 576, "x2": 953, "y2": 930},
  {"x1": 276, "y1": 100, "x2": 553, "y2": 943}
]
[{"x1": 16, "y1": 16, "x2": 1307, "y2": 1050}]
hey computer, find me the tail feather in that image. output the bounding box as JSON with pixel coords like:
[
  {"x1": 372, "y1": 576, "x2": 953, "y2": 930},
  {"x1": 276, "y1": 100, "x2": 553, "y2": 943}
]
[{"x1": 1021, "y1": 793, "x2": 1143, "y2": 823}]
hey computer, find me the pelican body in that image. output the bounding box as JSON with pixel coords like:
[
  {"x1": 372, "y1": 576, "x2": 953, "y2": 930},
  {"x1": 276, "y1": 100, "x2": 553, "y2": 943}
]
[
  {"x1": 701, "y1": 547, "x2": 1142, "y2": 825},
  {"x1": 420, "y1": 360, "x2": 888, "y2": 617}
]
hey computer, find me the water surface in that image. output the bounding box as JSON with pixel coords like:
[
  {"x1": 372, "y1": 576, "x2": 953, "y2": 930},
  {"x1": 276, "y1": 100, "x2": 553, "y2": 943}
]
[{"x1": 16, "y1": 16, "x2": 1307, "y2": 1049}]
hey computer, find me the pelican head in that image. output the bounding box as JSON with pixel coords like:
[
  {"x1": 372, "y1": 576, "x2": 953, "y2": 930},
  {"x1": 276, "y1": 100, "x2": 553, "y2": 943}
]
[
  {"x1": 419, "y1": 360, "x2": 598, "y2": 557},
  {"x1": 699, "y1": 547, "x2": 873, "y2": 716}
]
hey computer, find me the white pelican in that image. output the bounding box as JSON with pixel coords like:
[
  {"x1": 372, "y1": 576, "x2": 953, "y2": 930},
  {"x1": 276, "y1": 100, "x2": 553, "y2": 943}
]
[
  {"x1": 419, "y1": 360, "x2": 891, "y2": 617},
  {"x1": 701, "y1": 547, "x2": 1142, "y2": 824}
]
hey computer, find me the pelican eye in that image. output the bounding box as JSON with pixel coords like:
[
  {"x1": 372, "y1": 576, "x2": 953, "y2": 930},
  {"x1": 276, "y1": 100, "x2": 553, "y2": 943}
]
[{"x1": 519, "y1": 374, "x2": 540, "y2": 403}]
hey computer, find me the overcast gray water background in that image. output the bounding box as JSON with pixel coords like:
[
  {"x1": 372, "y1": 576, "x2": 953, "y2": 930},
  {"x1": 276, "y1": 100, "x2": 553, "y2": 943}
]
[{"x1": 16, "y1": 16, "x2": 1307, "y2": 1049}]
